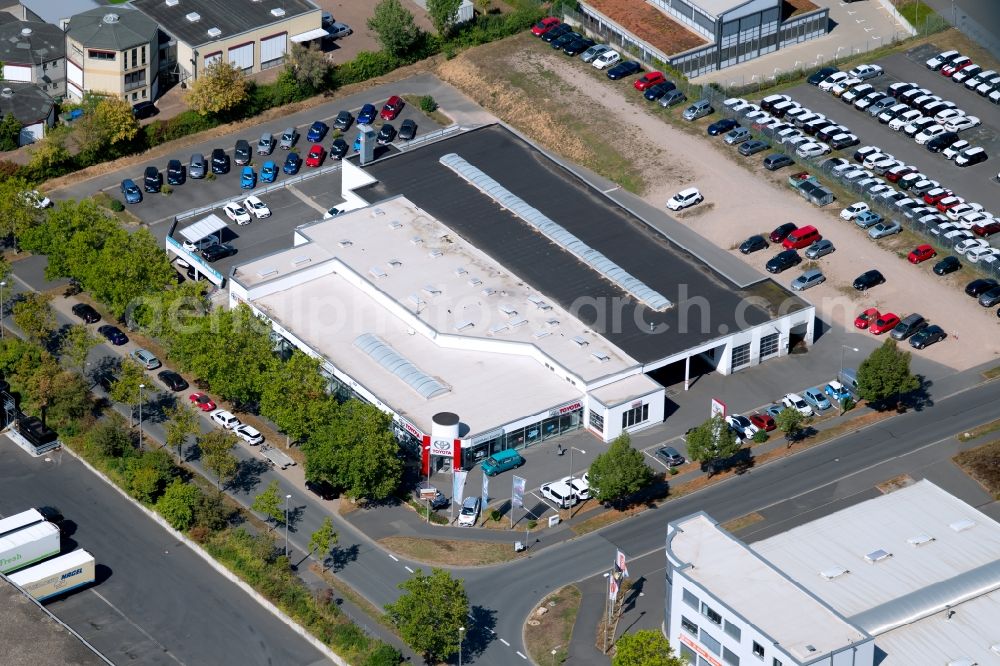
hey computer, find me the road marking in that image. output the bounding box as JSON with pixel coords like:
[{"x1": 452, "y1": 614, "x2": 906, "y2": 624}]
[
  {"x1": 517, "y1": 651, "x2": 528, "y2": 659},
  {"x1": 389, "y1": 554, "x2": 398, "y2": 562},
  {"x1": 404, "y1": 565, "x2": 414, "y2": 573},
  {"x1": 500, "y1": 639, "x2": 510, "y2": 646},
  {"x1": 91, "y1": 589, "x2": 186, "y2": 665}
]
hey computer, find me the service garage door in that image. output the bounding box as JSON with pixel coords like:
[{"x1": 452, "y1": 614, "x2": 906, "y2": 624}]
[
  {"x1": 260, "y1": 33, "x2": 286, "y2": 70},
  {"x1": 228, "y1": 43, "x2": 254, "y2": 73}
]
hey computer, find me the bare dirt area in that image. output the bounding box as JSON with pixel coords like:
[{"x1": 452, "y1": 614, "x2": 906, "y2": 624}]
[{"x1": 436, "y1": 38, "x2": 1000, "y2": 371}]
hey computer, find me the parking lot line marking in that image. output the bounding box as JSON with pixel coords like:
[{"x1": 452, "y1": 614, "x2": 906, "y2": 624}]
[
  {"x1": 517, "y1": 651, "x2": 528, "y2": 659},
  {"x1": 500, "y1": 639, "x2": 511, "y2": 646},
  {"x1": 389, "y1": 554, "x2": 398, "y2": 562},
  {"x1": 404, "y1": 565, "x2": 414, "y2": 573},
  {"x1": 91, "y1": 589, "x2": 186, "y2": 665}
]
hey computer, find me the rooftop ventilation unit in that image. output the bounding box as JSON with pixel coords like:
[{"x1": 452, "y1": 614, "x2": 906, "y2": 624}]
[
  {"x1": 488, "y1": 324, "x2": 508, "y2": 335},
  {"x1": 454, "y1": 267, "x2": 467, "y2": 276},
  {"x1": 509, "y1": 318, "x2": 528, "y2": 329},
  {"x1": 337, "y1": 239, "x2": 352, "y2": 247},
  {"x1": 907, "y1": 534, "x2": 934, "y2": 547},
  {"x1": 388, "y1": 259, "x2": 403, "y2": 269},
  {"x1": 291, "y1": 256, "x2": 311, "y2": 266},
  {"x1": 467, "y1": 277, "x2": 482, "y2": 287},
  {"x1": 950, "y1": 519, "x2": 976, "y2": 532},
  {"x1": 102, "y1": 13, "x2": 120, "y2": 23},
  {"x1": 532, "y1": 330, "x2": 550, "y2": 340},
  {"x1": 408, "y1": 294, "x2": 425, "y2": 307},
  {"x1": 207, "y1": 27, "x2": 222, "y2": 38},
  {"x1": 820, "y1": 567, "x2": 849, "y2": 580},
  {"x1": 165, "y1": 0, "x2": 179, "y2": 7},
  {"x1": 864, "y1": 549, "x2": 892, "y2": 564},
  {"x1": 592, "y1": 352, "x2": 610, "y2": 363},
  {"x1": 455, "y1": 321, "x2": 474, "y2": 332},
  {"x1": 271, "y1": 8, "x2": 286, "y2": 17},
  {"x1": 422, "y1": 285, "x2": 441, "y2": 296},
  {"x1": 388, "y1": 221, "x2": 402, "y2": 230},
  {"x1": 410, "y1": 236, "x2": 423, "y2": 245},
  {"x1": 546, "y1": 318, "x2": 560, "y2": 327},
  {"x1": 481, "y1": 287, "x2": 496, "y2": 297},
  {"x1": 256, "y1": 268, "x2": 278, "y2": 279},
  {"x1": 428, "y1": 250, "x2": 443, "y2": 258},
  {"x1": 571, "y1": 336, "x2": 589, "y2": 347},
  {"x1": 527, "y1": 295, "x2": 551, "y2": 310},
  {"x1": 369, "y1": 267, "x2": 387, "y2": 279},
  {"x1": 499, "y1": 304, "x2": 517, "y2": 318},
  {"x1": 186, "y1": 11, "x2": 201, "y2": 22},
  {"x1": 20, "y1": 27, "x2": 32, "y2": 36},
  {"x1": 0, "y1": 88, "x2": 12, "y2": 98},
  {"x1": 371, "y1": 207, "x2": 384, "y2": 216}
]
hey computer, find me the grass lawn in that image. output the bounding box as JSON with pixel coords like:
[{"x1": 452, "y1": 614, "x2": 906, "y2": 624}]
[
  {"x1": 378, "y1": 536, "x2": 528, "y2": 566},
  {"x1": 524, "y1": 585, "x2": 582, "y2": 666},
  {"x1": 954, "y1": 440, "x2": 1000, "y2": 499},
  {"x1": 958, "y1": 418, "x2": 1000, "y2": 442}
]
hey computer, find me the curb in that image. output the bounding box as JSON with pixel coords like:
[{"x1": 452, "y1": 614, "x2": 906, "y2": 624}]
[{"x1": 58, "y1": 445, "x2": 348, "y2": 666}]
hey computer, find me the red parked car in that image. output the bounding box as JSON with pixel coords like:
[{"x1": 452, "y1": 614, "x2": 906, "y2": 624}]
[
  {"x1": 923, "y1": 189, "x2": 953, "y2": 205},
  {"x1": 190, "y1": 392, "x2": 216, "y2": 412},
  {"x1": 972, "y1": 221, "x2": 1000, "y2": 237},
  {"x1": 941, "y1": 57, "x2": 972, "y2": 76},
  {"x1": 870, "y1": 313, "x2": 901, "y2": 335},
  {"x1": 885, "y1": 166, "x2": 915, "y2": 183},
  {"x1": 305, "y1": 144, "x2": 325, "y2": 167},
  {"x1": 531, "y1": 16, "x2": 560, "y2": 36},
  {"x1": 749, "y1": 413, "x2": 776, "y2": 432},
  {"x1": 908, "y1": 244, "x2": 936, "y2": 263},
  {"x1": 380, "y1": 95, "x2": 404, "y2": 121},
  {"x1": 634, "y1": 71, "x2": 666, "y2": 91},
  {"x1": 854, "y1": 307, "x2": 880, "y2": 329}
]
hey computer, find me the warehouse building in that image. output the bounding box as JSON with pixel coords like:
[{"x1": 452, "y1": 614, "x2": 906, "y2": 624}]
[
  {"x1": 665, "y1": 480, "x2": 1000, "y2": 666},
  {"x1": 131, "y1": 0, "x2": 323, "y2": 85},
  {"x1": 228, "y1": 125, "x2": 814, "y2": 466}
]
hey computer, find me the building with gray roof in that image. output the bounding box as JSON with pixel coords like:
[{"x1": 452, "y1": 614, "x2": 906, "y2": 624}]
[
  {"x1": 0, "y1": 19, "x2": 67, "y2": 98},
  {"x1": 16, "y1": 0, "x2": 100, "y2": 30},
  {"x1": 65, "y1": 7, "x2": 160, "y2": 102},
  {"x1": 0, "y1": 81, "x2": 55, "y2": 145}
]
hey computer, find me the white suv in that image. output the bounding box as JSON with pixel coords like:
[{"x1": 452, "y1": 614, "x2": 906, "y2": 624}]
[
  {"x1": 458, "y1": 497, "x2": 480, "y2": 527},
  {"x1": 782, "y1": 393, "x2": 814, "y2": 416},
  {"x1": 541, "y1": 481, "x2": 578, "y2": 508},
  {"x1": 210, "y1": 409, "x2": 241, "y2": 430},
  {"x1": 666, "y1": 187, "x2": 703, "y2": 211},
  {"x1": 592, "y1": 50, "x2": 620, "y2": 70},
  {"x1": 560, "y1": 476, "x2": 590, "y2": 501}
]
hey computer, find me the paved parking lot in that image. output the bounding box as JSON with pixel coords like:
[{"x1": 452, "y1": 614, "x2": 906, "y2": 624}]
[{"x1": 785, "y1": 47, "x2": 1000, "y2": 214}]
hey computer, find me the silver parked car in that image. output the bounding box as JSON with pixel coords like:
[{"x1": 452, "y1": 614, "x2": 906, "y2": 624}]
[
  {"x1": 580, "y1": 43, "x2": 610, "y2": 63},
  {"x1": 791, "y1": 269, "x2": 826, "y2": 291},
  {"x1": 804, "y1": 239, "x2": 835, "y2": 259},
  {"x1": 683, "y1": 99, "x2": 713, "y2": 121},
  {"x1": 257, "y1": 133, "x2": 275, "y2": 155},
  {"x1": 278, "y1": 127, "x2": 298, "y2": 150},
  {"x1": 724, "y1": 127, "x2": 751, "y2": 145},
  {"x1": 188, "y1": 153, "x2": 206, "y2": 179},
  {"x1": 869, "y1": 220, "x2": 902, "y2": 239}
]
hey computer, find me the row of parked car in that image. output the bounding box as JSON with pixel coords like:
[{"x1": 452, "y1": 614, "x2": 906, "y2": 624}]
[
  {"x1": 812, "y1": 66, "x2": 988, "y2": 166},
  {"x1": 925, "y1": 49, "x2": 1000, "y2": 104}
]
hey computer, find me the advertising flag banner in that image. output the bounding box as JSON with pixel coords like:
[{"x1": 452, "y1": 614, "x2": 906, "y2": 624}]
[
  {"x1": 453, "y1": 470, "x2": 468, "y2": 507},
  {"x1": 512, "y1": 475, "x2": 526, "y2": 508},
  {"x1": 615, "y1": 550, "x2": 629, "y2": 580},
  {"x1": 609, "y1": 574, "x2": 620, "y2": 600},
  {"x1": 482, "y1": 473, "x2": 489, "y2": 513}
]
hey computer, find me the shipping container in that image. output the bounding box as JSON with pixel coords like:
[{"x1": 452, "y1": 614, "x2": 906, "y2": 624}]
[
  {"x1": 0, "y1": 521, "x2": 60, "y2": 574},
  {"x1": 0, "y1": 508, "x2": 45, "y2": 538},
  {"x1": 8, "y1": 549, "x2": 96, "y2": 601}
]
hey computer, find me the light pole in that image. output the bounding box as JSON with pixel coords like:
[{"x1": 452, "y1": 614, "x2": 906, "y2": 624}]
[
  {"x1": 840, "y1": 345, "x2": 859, "y2": 376},
  {"x1": 568, "y1": 446, "x2": 586, "y2": 483},
  {"x1": 424, "y1": 443, "x2": 431, "y2": 523},
  {"x1": 0, "y1": 280, "x2": 6, "y2": 339},
  {"x1": 284, "y1": 494, "x2": 291, "y2": 558},
  {"x1": 458, "y1": 626, "x2": 465, "y2": 666},
  {"x1": 137, "y1": 383, "x2": 145, "y2": 448}
]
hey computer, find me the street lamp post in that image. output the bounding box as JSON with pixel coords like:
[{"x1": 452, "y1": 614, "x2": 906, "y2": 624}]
[
  {"x1": 284, "y1": 494, "x2": 292, "y2": 558},
  {"x1": 0, "y1": 280, "x2": 6, "y2": 339},
  {"x1": 424, "y1": 444, "x2": 431, "y2": 523},
  {"x1": 458, "y1": 626, "x2": 465, "y2": 666},
  {"x1": 137, "y1": 383, "x2": 145, "y2": 448}
]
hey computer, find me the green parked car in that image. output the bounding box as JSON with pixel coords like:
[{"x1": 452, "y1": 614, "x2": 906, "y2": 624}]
[{"x1": 481, "y1": 449, "x2": 525, "y2": 476}]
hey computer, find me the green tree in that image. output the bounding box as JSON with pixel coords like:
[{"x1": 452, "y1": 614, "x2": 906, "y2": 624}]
[
  {"x1": 85, "y1": 412, "x2": 132, "y2": 458},
  {"x1": 683, "y1": 415, "x2": 741, "y2": 474},
  {"x1": 0, "y1": 176, "x2": 39, "y2": 246},
  {"x1": 164, "y1": 402, "x2": 200, "y2": 461},
  {"x1": 124, "y1": 449, "x2": 174, "y2": 503},
  {"x1": 77, "y1": 95, "x2": 139, "y2": 158},
  {"x1": 587, "y1": 433, "x2": 653, "y2": 504},
  {"x1": 302, "y1": 400, "x2": 404, "y2": 501},
  {"x1": 128, "y1": 466, "x2": 162, "y2": 503},
  {"x1": 192, "y1": 490, "x2": 232, "y2": 532},
  {"x1": 385, "y1": 568, "x2": 469, "y2": 663},
  {"x1": 612, "y1": 629, "x2": 684, "y2": 666},
  {"x1": 11, "y1": 292, "x2": 56, "y2": 343},
  {"x1": 259, "y1": 350, "x2": 329, "y2": 443},
  {"x1": 157, "y1": 478, "x2": 202, "y2": 531},
  {"x1": 109, "y1": 359, "x2": 146, "y2": 414},
  {"x1": 367, "y1": 0, "x2": 421, "y2": 57},
  {"x1": 60, "y1": 324, "x2": 100, "y2": 372},
  {"x1": 0, "y1": 112, "x2": 21, "y2": 151},
  {"x1": 856, "y1": 339, "x2": 921, "y2": 408},
  {"x1": 26, "y1": 124, "x2": 71, "y2": 177},
  {"x1": 187, "y1": 61, "x2": 249, "y2": 116},
  {"x1": 309, "y1": 516, "x2": 338, "y2": 569},
  {"x1": 251, "y1": 479, "x2": 285, "y2": 527},
  {"x1": 775, "y1": 407, "x2": 806, "y2": 443},
  {"x1": 43, "y1": 368, "x2": 91, "y2": 427},
  {"x1": 286, "y1": 43, "x2": 331, "y2": 91},
  {"x1": 199, "y1": 429, "x2": 239, "y2": 490},
  {"x1": 428, "y1": 0, "x2": 462, "y2": 36}
]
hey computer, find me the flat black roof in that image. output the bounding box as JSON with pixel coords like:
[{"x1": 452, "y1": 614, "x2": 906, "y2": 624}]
[
  {"x1": 132, "y1": 0, "x2": 318, "y2": 47},
  {"x1": 359, "y1": 125, "x2": 808, "y2": 364}
]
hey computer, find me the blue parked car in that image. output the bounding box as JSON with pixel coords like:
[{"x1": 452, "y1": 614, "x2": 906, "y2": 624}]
[
  {"x1": 824, "y1": 381, "x2": 851, "y2": 403},
  {"x1": 803, "y1": 387, "x2": 832, "y2": 411},
  {"x1": 764, "y1": 404, "x2": 784, "y2": 419},
  {"x1": 357, "y1": 103, "x2": 377, "y2": 125},
  {"x1": 854, "y1": 210, "x2": 882, "y2": 229},
  {"x1": 240, "y1": 166, "x2": 256, "y2": 189},
  {"x1": 306, "y1": 121, "x2": 328, "y2": 143},
  {"x1": 260, "y1": 160, "x2": 277, "y2": 183},
  {"x1": 353, "y1": 133, "x2": 363, "y2": 151},
  {"x1": 120, "y1": 178, "x2": 142, "y2": 204},
  {"x1": 283, "y1": 152, "x2": 301, "y2": 174}
]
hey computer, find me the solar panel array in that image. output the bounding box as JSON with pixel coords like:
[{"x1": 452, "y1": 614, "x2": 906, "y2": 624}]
[
  {"x1": 439, "y1": 153, "x2": 673, "y2": 312},
  {"x1": 353, "y1": 333, "x2": 449, "y2": 399}
]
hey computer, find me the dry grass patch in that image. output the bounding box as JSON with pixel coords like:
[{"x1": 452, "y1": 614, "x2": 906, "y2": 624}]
[
  {"x1": 721, "y1": 512, "x2": 765, "y2": 533},
  {"x1": 378, "y1": 536, "x2": 527, "y2": 566},
  {"x1": 524, "y1": 586, "x2": 582, "y2": 666},
  {"x1": 958, "y1": 418, "x2": 1000, "y2": 442},
  {"x1": 877, "y1": 474, "x2": 915, "y2": 493},
  {"x1": 983, "y1": 365, "x2": 1000, "y2": 380},
  {"x1": 954, "y1": 440, "x2": 1000, "y2": 499}
]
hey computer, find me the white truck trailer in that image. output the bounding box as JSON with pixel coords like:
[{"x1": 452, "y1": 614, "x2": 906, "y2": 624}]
[
  {"x1": 0, "y1": 508, "x2": 45, "y2": 538},
  {"x1": 0, "y1": 521, "x2": 60, "y2": 574},
  {"x1": 8, "y1": 549, "x2": 96, "y2": 601}
]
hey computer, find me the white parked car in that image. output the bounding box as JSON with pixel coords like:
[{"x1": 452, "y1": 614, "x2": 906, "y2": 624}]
[
  {"x1": 243, "y1": 195, "x2": 271, "y2": 219},
  {"x1": 960, "y1": 211, "x2": 992, "y2": 227},
  {"x1": 841, "y1": 202, "x2": 870, "y2": 220},
  {"x1": 831, "y1": 77, "x2": 862, "y2": 96},
  {"x1": 926, "y1": 50, "x2": 960, "y2": 70},
  {"x1": 235, "y1": 424, "x2": 264, "y2": 446},
  {"x1": 946, "y1": 203, "x2": 983, "y2": 221},
  {"x1": 560, "y1": 476, "x2": 590, "y2": 501},
  {"x1": 944, "y1": 115, "x2": 981, "y2": 132},
  {"x1": 457, "y1": 497, "x2": 480, "y2": 527},
  {"x1": 540, "y1": 481, "x2": 578, "y2": 508},
  {"x1": 889, "y1": 110, "x2": 922, "y2": 130},
  {"x1": 210, "y1": 409, "x2": 241, "y2": 430},
  {"x1": 796, "y1": 142, "x2": 830, "y2": 158},
  {"x1": 723, "y1": 97, "x2": 747, "y2": 109},
  {"x1": 933, "y1": 108, "x2": 965, "y2": 125},
  {"x1": 592, "y1": 50, "x2": 620, "y2": 69},
  {"x1": 666, "y1": 187, "x2": 703, "y2": 211},
  {"x1": 943, "y1": 140, "x2": 970, "y2": 159},
  {"x1": 782, "y1": 393, "x2": 814, "y2": 416},
  {"x1": 966, "y1": 246, "x2": 1000, "y2": 263},
  {"x1": 954, "y1": 238, "x2": 988, "y2": 255},
  {"x1": 725, "y1": 414, "x2": 759, "y2": 439},
  {"x1": 818, "y1": 72, "x2": 848, "y2": 91},
  {"x1": 223, "y1": 201, "x2": 251, "y2": 225},
  {"x1": 21, "y1": 190, "x2": 52, "y2": 209},
  {"x1": 914, "y1": 124, "x2": 946, "y2": 145},
  {"x1": 955, "y1": 146, "x2": 987, "y2": 166},
  {"x1": 849, "y1": 63, "x2": 883, "y2": 80}
]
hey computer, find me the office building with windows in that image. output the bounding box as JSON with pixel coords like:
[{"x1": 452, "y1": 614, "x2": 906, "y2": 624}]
[
  {"x1": 222, "y1": 124, "x2": 813, "y2": 467},
  {"x1": 0, "y1": 15, "x2": 66, "y2": 100},
  {"x1": 666, "y1": 480, "x2": 1000, "y2": 665},
  {"x1": 65, "y1": 8, "x2": 160, "y2": 102}
]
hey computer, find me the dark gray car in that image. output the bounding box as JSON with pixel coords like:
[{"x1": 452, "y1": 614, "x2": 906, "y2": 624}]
[
  {"x1": 188, "y1": 153, "x2": 206, "y2": 179},
  {"x1": 890, "y1": 313, "x2": 927, "y2": 340},
  {"x1": 234, "y1": 139, "x2": 251, "y2": 165},
  {"x1": 658, "y1": 89, "x2": 687, "y2": 108},
  {"x1": 656, "y1": 446, "x2": 686, "y2": 466}
]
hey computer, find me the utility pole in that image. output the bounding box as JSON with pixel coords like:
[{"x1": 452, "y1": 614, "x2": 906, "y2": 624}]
[
  {"x1": 137, "y1": 384, "x2": 145, "y2": 449},
  {"x1": 284, "y1": 494, "x2": 291, "y2": 558}
]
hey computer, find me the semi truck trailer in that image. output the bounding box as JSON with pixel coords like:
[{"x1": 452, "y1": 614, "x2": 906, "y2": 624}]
[
  {"x1": 0, "y1": 521, "x2": 60, "y2": 574},
  {"x1": 8, "y1": 549, "x2": 96, "y2": 601},
  {"x1": 0, "y1": 508, "x2": 45, "y2": 538}
]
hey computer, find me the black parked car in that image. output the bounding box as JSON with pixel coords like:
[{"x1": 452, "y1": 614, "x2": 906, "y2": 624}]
[
  {"x1": 763, "y1": 153, "x2": 794, "y2": 170},
  {"x1": 71, "y1": 303, "x2": 100, "y2": 323},
  {"x1": 157, "y1": 370, "x2": 189, "y2": 392},
  {"x1": 807, "y1": 66, "x2": 839, "y2": 85},
  {"x1": 643, "y1": 82, "x2": 676, "y2": 101},
  {"x1": 853, "y1": 269, "x2": 886, "y2": 291},
  {"x1": 739, "y1": 140, "x2": 770, "y2": 156},
  {"x1": 739, "y1": 235, "x2": 768, "y2": 254},
  {"x1": 330, "y1": 138, "x2": 349, "y2": 160},
  {"x1": 606, "y1": 61, "x2": 641, "y2": 80},
  {"x1": 333, "y1": 110, "x2": 354, "y2": 131},
  {"x1": 132, "y1": 101, "x2": 158, "y2": 119},
  {"x1": 540, "y1": 23, "x2": 572, "y2": 43},
  {"x1": 143, "y1": 166, "x2": 162, "y2": 193},
  {"x1": 97, "y1": 325, "x2": 128, "y2": 346},
  {"x1": 977, "y1": 286, "x2": 1000, "y2": 307},
  {"x1": 377, "y1": 123, "x2": 397, "y2": 145},
  {"x1": 307, "y1": 479, "x2": 339, "y2": 501},
  {"x1": 550, "y1": 31, "x2": 581, "y2": 50},
  {"x1": 933, "y1": 256, "x2": 961, "y2": 275},
  {"x1": 211, "y1": 148, "x2": 230, "y2": 174},
  {"x1": 563, "y1": 37, "x2": 595, "y2": 56},
  {"x1": 765, "y1": 249, "x2": 801, "y2": 274},
  {"x1": 909, "y1": 325, "x2": 946, "y2": 349},
  {"x1": 201, "y1": 243, "x2": 236, "y2": 263},
  {"x1": 769, "y1": 222, "x2": 797, "y2": 243},
  {"x1": 234, "y1": 139, "x2": 251, "y2": 165},
  {"x1": 166, "y1": 159, "x2": 185, "y2": 186},
  {"x1": 707, "y1": 118, "x2": 739, "y2": 136},
  {"x1": 965, "y1": 278, "x2": 999, "y2": 297},
  {"x1": 398, "y1": 118, "x2": 417, "y2": 141},
  {"x1": 926, "y1": 131, "x2": 960, "y2": 153}
]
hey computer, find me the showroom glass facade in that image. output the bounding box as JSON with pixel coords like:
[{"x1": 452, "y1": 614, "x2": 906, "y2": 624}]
[{"x1": 463, "y1": 407, "x2": 583, "y2": 466}]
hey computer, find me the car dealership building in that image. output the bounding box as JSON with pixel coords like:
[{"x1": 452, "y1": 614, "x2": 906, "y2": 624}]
[{"x1": 228, "y1": 125, "x2": 815, "y2": 468}]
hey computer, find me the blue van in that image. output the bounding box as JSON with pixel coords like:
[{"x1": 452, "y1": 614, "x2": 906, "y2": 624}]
[{"x1": 481, "y1": 449, "x2": 524, "y2": 476}]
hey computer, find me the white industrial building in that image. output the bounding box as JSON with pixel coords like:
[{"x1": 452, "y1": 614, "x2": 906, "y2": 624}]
[
  {"x1": 665, "y1": 480, "x2": 1000, "y2": 666},
  {"x1": 225, "y1": 125, "x2": 815, "y2": 468}
]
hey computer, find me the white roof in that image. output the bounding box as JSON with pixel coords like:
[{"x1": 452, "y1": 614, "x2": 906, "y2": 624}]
[
  {"x1": 752, "y1": 481, "x2": 1000, "y2": 635},
  {"x1": 179, "y1": 214, "x2": 227, "y2": 242},
  {"x1": 668, "y1": 514, "x2": 867, "y2": 662}
]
